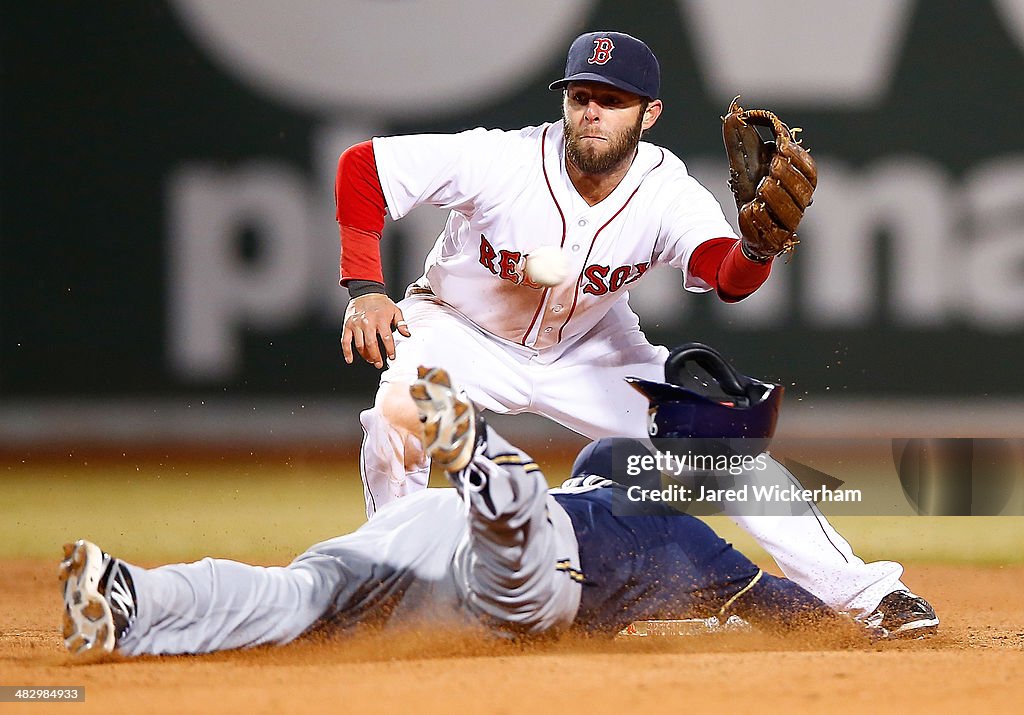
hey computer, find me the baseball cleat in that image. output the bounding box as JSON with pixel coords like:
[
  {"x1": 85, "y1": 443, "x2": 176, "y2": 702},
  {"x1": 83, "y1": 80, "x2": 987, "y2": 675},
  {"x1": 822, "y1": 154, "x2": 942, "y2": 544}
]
[
  {"x1": 59, "y1": 539, "x2": 137, "y2": 659},
  {"x1": 865, "y1": 590, "x2": 939, "y2": 639},
  {"x1": 410, "y1": 366, "x2": 479, "y2": 472}
]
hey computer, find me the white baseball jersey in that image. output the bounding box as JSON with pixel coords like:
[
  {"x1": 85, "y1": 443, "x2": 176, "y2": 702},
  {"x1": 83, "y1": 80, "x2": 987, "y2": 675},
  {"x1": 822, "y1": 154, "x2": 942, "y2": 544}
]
[
  {"x1": 359, "y1": 125, "x2": 910, "y2": 618},
  {"x1": 373, "y1": 122, "x2": 738, "y2": 350}
]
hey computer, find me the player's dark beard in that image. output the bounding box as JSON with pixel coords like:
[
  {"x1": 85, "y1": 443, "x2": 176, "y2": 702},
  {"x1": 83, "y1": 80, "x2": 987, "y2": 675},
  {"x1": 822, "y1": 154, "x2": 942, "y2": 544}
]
[{"x1": 563, "y1": 110, "x2": 645, "y2": 175}]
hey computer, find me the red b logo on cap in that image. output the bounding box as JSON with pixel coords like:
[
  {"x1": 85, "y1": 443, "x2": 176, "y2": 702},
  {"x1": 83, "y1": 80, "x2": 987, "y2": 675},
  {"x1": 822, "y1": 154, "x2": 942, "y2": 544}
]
[{"x1": 588, "y1": 38, "x2": 615, "y2": 65}]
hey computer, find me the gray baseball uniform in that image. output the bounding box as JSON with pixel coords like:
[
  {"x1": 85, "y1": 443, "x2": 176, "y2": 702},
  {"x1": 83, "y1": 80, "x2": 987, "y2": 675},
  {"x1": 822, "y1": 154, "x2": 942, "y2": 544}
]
[{"x1": 117, "y1": 427, "x2": 582, "y2": 656}]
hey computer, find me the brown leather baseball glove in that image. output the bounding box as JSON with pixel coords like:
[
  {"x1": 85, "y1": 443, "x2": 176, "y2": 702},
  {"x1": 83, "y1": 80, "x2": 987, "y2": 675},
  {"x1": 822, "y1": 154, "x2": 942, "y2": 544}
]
[{"x1": 722, "y1": 97, "x2": 817, "y2": 262}]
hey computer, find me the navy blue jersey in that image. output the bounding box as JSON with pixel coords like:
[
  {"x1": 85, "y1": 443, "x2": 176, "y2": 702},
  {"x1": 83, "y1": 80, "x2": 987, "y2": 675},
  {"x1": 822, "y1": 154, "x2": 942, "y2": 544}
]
[{"x1": 553, "y1": 487, "x2": 761, "y2": 633}]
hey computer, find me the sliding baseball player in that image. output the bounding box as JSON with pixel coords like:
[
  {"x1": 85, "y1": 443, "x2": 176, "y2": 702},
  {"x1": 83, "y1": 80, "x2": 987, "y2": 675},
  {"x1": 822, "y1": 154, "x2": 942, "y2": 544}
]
[{"x1": 62, "y1": 352, "x2": 895, "y2": 659}]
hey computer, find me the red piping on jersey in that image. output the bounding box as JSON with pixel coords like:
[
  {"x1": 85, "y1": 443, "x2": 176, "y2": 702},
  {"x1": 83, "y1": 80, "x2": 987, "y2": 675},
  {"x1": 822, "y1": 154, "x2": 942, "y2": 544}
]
[
  {"x1": 555, "y1": 149, "x2": 667, "y2": 342},
  {"x1": 520, "y1": 125, "x2": 568, "y2": 345}
]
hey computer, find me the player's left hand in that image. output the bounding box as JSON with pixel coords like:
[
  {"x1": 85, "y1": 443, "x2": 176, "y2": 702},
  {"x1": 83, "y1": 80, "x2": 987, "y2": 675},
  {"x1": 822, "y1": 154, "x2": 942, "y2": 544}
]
[
  {"x1": 722, "y1": 97, "x2": 817, "y2": 262},
  {"x1": 341, "y1": 293, "x2": 411, "y2": 369}
]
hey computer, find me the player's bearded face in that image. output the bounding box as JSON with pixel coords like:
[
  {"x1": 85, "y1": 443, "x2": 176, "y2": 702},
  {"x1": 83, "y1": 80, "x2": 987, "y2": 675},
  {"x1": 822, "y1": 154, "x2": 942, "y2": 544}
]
[{"x1": 563, "y1": 101, "x2": 645, "y2": 175}]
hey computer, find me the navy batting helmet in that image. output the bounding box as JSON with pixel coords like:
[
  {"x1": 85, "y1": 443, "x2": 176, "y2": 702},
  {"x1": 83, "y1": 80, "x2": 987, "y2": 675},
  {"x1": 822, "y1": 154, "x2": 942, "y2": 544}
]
[{"x1": 626, "y1": 343, "x2": 783, "y2": 450}]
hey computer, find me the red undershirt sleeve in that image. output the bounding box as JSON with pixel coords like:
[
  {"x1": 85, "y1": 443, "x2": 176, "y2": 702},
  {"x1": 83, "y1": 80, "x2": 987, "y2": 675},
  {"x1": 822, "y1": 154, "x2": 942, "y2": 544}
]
[
  {"x1": 335, "y1": 140, "x2": 388, "y2": 286},
  {"x1": 687, "y1": 238, "x2": 773, "y2": 303}
]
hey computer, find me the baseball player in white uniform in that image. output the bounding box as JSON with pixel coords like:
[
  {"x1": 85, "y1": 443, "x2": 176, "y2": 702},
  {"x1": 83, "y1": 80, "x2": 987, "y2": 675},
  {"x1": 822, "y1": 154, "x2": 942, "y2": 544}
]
[
  {"x1": 335, "y1": 32, "x2": 938, "y2": 633},
  {"x1": 62, "y1": 364, "x2": 889, "y2": 660}
]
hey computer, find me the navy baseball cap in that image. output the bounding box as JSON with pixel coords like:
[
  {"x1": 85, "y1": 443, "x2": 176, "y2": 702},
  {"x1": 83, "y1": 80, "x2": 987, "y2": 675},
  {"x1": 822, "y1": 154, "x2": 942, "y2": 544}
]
[{"x1": 549, "y1": 31, "x2": 660, "y2": 99}]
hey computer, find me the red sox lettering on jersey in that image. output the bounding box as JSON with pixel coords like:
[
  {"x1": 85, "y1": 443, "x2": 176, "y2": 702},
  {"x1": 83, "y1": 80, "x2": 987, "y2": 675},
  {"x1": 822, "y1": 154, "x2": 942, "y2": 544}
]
[
  {"x1": 372, "y1": 121, "x2": 737, "y2": 350},
  {"x1": 478, "y1": 235, "x2": 651, "y2": 294}
]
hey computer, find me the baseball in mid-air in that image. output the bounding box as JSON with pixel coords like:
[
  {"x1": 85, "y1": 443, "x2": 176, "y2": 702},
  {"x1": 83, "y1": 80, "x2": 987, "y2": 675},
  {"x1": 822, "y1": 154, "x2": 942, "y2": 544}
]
[{"x1": 525, "y1": 245, "x2": 570, "y2": 287}]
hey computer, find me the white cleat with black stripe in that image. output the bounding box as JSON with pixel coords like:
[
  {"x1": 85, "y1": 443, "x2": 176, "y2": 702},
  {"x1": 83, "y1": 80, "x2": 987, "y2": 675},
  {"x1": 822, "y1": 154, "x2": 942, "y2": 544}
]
[
  {"x1": 59, "y1": 540, "x2": 137, "y2": 659},
  {"x1": 865, "y1": 590, "x2": 939, "y2": 640}
]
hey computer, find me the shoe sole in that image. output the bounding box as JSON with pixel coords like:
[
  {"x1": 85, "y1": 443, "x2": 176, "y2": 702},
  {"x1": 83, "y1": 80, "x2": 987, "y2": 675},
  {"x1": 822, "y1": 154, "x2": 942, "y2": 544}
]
[
  {"x1": 410, "y1": 366, "x2": 474, "y2": 472},
  {"x1": 59, "y1": 540, "x2": 116, "y2": 659},
  {"x1": 887, "y1": 618, "x2": 940, "y2": 639}
]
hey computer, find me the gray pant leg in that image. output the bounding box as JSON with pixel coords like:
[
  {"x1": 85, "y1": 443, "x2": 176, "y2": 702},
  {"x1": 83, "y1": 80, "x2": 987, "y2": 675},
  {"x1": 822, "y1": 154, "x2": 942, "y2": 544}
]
[
  {"x1": 118, "y1": 557, "x2": 340, "y2": 656},
  {"x1": 454, "y1": 426, "x2": 582, "y2": 636}
]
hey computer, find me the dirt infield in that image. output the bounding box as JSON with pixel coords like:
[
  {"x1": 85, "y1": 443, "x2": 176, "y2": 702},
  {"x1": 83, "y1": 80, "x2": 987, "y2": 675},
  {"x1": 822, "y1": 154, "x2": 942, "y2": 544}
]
[{"x1": 2, "y1": 561, "x2": 1022, "y2": 714}]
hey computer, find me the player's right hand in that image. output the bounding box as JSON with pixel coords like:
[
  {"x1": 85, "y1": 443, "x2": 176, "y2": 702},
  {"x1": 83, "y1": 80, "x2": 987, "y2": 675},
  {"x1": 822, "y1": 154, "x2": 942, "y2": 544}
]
[{"x1": 341, "y1": 294, "x2": 411, "y2": 369}]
